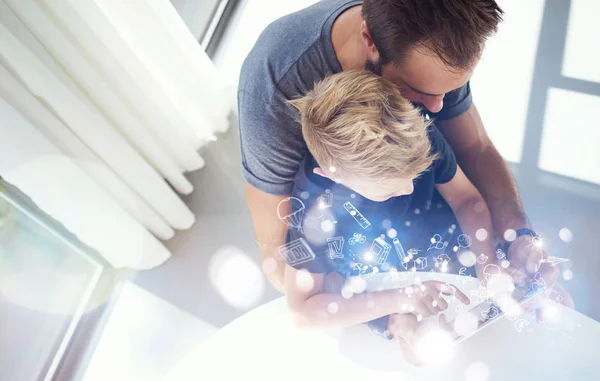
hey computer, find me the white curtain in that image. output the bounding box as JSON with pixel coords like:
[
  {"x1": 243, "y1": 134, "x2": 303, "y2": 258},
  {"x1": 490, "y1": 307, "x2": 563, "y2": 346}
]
[{"x1": 0, "y1": 0, "x2": 230, "y2": 269}]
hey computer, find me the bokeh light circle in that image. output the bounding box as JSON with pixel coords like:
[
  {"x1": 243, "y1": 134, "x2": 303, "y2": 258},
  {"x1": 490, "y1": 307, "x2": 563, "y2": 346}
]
[
  {"x1": 209, "y1": 246, "x2": 265, "y2": 310},
  {"x1": 465, "y1": 362, "x2": 491, "y2": 381},
  {"x1": 559, "y1": 228, "x2": 573, "y2": 243},
  {"x1": 458, "y1": 251, "x2": 477, "y2": 267},
  {"x1": 475, "y1": 229, "x2": 488, "y2": 241},
  {"x1": 503, "y1": 229, "x2": 517, "y2": 242},
  {"x1": 261, "y1": 257, "x2": 278, "y2": 275}
]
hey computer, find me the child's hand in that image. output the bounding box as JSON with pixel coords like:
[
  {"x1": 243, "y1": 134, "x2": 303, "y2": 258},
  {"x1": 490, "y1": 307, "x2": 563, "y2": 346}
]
[
  {"x1": 395, "y1": 281, "x2": 470, "y2": 318},
  {"x1": 387, "y1": 312, "x2": 460, "y2": 367},
  {"x1": 387, "y1": 313, "x2": 424, "y2": 366}
]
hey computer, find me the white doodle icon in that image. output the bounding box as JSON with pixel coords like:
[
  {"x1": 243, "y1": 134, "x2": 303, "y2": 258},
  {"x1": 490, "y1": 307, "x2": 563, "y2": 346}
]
[
  {"x1": 352, "y1": 262, "x2": 377, "y2": 278},
  {"x1": 413, "y1": 256, "x2": 428, "y2": 271},
  {"x1": 327, "y1": 236, "x2": 345, "y2": 259},
  {"x1": 457, "y1": 234, "x2": 472, "y2": 249},
  {"x1": 398, "y1": 247, "x2": 417, "y2": 270},
  {"x1": 482, "y1": 305, "x2": 500, "y2": 320},
  {"x1": 477, "y1": 253, "x2": 489, "y2": 264},
  {"x1": 540, "y1": 256, "x2": 571, "y2": 265},
  {"x1": 439, "y1": 283, "x2": 456, "y2": 302},
  {"x1": 368, "y1": 235, "x2": 392, "y2": 265},
  {"x1": 483, "y1": 264, "x2": 502, "y2": 281},
  {"x1": 470, "y1": 287, "x2": 489, "y2": 304},
  {"x1": 277, "y1": 197, "x2": 306, "y2": 233},
  {"x1": 456, "y1": 267, "x2": 474, "y2": 284},
  {"x1": 428, "y1": 234, "x2": 445, "y2": 251},
  {"x1": 514, "y1": 319, "x2": 530, "y2": 333},
  {"x1": 496, "y1": 248, "x2": 507, "y2": 260},
  {"x1": 344, "y1": 201, "x2": 371, "y2": 229},
  {"x1": 278, "y1": 238, "x2": 315, "y2": 266},
  {"x1": 544, "y1": 285, "x2": 563, "y2": 303},
  {"x1": 532, "y1": 271, "x2": 546, "y2": 290},
  {"x1": 317, "y1": 189, "x2": 333, "y2": 209},
  {"x1": 407, "y1": 248, "x2": 419, "y2": 257},
  {"x1": 531, "y1": 235, "x2": 544, "y2": 249},
  {"x1": 348, "y1": 232, "x2": 366, "y2": 245},
  {"x1": 392, "y1": 238, "x2": 407, "y2": 264},
  {"x1": 434, "y1": 254, "x2": 451, "y2": 270}
]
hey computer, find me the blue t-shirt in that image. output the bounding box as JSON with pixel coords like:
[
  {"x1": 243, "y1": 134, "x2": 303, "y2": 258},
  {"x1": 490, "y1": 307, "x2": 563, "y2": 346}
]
[
  {"x1": 285, "y1": 126, "x2": 460, "y2": 276},
  {"x1": 238, "y1": 0, "x2": 472, "y2": 196}
]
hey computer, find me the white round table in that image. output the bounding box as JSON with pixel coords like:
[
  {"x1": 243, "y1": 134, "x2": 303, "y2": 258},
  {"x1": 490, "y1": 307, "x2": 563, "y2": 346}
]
[{"x1": 165, "y1": 273, "x2": 600, "y2": 381}]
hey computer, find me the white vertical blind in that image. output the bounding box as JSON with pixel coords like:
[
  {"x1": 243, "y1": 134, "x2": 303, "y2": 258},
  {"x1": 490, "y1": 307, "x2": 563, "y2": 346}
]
[{"x1": 0, "y1": 0, "x2": 230, "y2": 269}]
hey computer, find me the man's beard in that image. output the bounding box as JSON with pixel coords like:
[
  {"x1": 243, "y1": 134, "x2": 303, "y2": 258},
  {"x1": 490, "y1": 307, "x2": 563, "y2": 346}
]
[{"x1": 364, "y1": 59, "x2": 383, "y2": 76}]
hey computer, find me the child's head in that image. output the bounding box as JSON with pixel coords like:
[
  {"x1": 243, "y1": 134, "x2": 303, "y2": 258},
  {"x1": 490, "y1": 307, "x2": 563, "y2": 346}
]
[{"x1": 291, "y1": 70, "x2": 437, "y2": 202}]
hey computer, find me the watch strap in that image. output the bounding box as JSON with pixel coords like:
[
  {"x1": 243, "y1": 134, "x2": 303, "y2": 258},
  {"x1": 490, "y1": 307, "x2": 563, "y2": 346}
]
[
  {"x1": 503, "y1": 228, "x2": 538, "y2": 254},
  {"x1": 367, "y1": 315, "x2": 393, "y2": 340}
]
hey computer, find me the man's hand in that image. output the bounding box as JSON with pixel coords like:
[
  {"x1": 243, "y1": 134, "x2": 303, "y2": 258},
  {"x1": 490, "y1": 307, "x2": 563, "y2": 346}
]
[{"x1": 507, "y1": 235, "x2": 559, "y2": 282}]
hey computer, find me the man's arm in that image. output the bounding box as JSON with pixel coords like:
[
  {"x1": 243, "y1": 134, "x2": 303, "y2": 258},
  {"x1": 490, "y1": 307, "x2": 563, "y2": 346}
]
[
  {"x1": 436, "y1": 104, "x2": 528, "y2": 236},
  {"x1": 245, "y1": 183, "x2": 289, "y2": 293},
  {"x1": 435, "y1": 166, "x2": 496, "y2": 281},
  {"x1": 436, "y1": 105, "x2": 560, "y2": 283}
]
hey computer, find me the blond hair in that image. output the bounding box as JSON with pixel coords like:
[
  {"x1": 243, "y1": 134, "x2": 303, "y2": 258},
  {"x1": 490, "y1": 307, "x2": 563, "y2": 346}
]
[{"x1": 290, "y1": 70, "x2": 437, "y2": 183}]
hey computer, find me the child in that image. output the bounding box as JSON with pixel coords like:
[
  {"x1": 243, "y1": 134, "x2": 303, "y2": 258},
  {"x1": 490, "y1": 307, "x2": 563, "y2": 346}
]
[{"x1": 281, "y1": 70, "x2": 498, "y2": 330}]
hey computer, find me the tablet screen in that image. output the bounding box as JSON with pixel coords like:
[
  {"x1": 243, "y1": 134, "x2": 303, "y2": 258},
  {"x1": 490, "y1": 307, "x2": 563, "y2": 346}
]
[{"x1": 451, "y1": 286, "x2": 543, "y2": 343}]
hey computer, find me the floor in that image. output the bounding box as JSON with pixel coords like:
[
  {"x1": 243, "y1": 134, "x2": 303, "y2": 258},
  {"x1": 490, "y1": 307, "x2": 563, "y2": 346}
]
[{"x1": 134, "y1": 0, "x2": 600, "y2": 333}]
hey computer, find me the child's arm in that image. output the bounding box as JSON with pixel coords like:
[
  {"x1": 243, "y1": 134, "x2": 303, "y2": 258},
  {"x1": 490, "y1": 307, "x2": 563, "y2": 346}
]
[
  {"x1": 435, "y1": 165, "x2": 497, "y2": 281},
  {"x1": 284, "y1": 265, "x2": 461, "y2": 328}
]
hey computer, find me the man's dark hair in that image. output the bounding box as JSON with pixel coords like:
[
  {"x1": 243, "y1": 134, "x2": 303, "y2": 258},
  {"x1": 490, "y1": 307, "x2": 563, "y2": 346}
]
[{"x1": 362, "y1": 0, "x2": 504, "y2": 70}]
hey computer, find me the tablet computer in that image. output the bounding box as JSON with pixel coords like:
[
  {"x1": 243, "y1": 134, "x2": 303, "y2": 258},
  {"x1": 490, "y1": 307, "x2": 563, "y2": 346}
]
[{"x1": 451, "y1": 285, "x2": 544, "y2": 343}]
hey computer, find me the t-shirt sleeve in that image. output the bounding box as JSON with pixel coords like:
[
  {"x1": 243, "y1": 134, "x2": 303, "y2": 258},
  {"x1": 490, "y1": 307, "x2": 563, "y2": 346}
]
[
  {"x1": 429, "y1": 126, "x2": 458, "y2": 184},
  {"x1": 237, "y1": 90, "x2": 307, "y2": 196},
  {"x1": 431, "y1": 82, "x2": 472, "y2": 121}
]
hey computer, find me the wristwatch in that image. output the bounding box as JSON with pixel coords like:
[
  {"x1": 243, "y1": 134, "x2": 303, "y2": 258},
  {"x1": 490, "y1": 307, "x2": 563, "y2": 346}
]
[
  {"x1": 503, "y1": 228, "x2": 539, "y2": 254},
  {"x1": 367, "y1": 315, "x2": 394, "y2": 340}
]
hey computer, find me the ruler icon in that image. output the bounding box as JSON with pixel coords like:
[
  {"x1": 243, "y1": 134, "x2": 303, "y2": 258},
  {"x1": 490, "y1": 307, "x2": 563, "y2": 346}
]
[{"x1": 343, "y1": 201, "x2": 371, "y2": 229}]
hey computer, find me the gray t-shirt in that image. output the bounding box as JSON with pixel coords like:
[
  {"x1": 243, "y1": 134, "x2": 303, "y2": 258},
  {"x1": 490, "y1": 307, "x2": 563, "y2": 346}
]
[{"x1": 238, "y1": 0, "x2": 472, "y2": 196}]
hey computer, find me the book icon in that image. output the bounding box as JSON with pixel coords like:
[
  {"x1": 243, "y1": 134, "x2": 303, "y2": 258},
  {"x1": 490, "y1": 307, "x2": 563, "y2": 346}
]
[{"x1": 368, "y1": 236, "x2": 392, "y2": 265}]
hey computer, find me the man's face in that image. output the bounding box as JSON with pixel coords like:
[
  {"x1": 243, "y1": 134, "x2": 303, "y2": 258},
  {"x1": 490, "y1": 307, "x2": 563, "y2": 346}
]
[{"x1": 366, "y1": 47, "x2": 476, "y2": 113}]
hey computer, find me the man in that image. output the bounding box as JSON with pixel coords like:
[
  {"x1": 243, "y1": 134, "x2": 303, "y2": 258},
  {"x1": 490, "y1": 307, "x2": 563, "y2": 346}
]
[{"x1": 238, "y1": 0, "x2": 569, "y2": 363}]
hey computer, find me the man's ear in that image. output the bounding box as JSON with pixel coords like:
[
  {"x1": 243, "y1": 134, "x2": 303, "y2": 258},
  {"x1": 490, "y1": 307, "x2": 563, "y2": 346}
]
[
  {"x1": 313, "y1": 167, "x2": 329, "y2": 178},
  {"x1": 360, "y1": 21, "x2": 379, "y2": 61}
]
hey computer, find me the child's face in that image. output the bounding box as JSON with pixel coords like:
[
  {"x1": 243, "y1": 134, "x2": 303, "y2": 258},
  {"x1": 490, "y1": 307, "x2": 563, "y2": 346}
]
[
  {"x1": 313, "y1": 167, "x2": 415, "y2": 202},
  {"x1": 344, "y1": 177, "x2": 415, "y2": 202}
]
